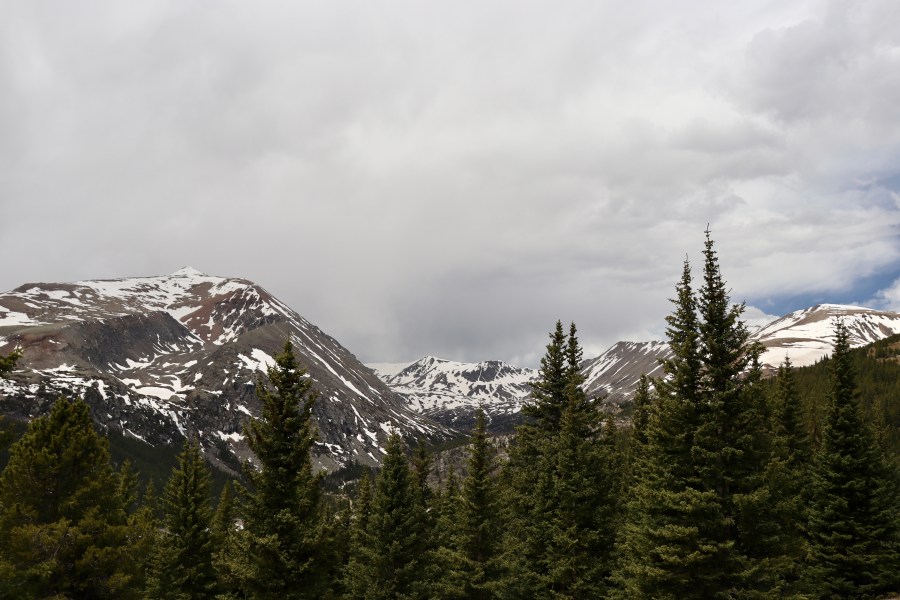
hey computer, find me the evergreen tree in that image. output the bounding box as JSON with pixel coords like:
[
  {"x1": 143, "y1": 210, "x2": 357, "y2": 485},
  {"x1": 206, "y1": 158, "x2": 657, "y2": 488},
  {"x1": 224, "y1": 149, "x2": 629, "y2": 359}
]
[
  {"x1": 501, "y1": 321, "x2": 570, "y2": 597},
  {"x1": 211, "y1": 479, "x2": 235, "y2": 547},
  {"x1": 148, "y1": 438, "x2": 218, "y2": 599},
  {"x1": 544, "y1": 396, "x2": 618, "y2": 599},
  {"x1": 456, "y1": 407, "x2": 500, "y2": 600},
  {"x1": 615, "y1": 233, "x2": 782, "y2": 598},
  {"x1": 344, "y1": 433, "x2": 429, "y2": 600},
  {"x1": 129, "y1": 480, "x2": 161, "y2": 594},
  {"x1": 0, "y1": 349, "x2": 19, "y2": 378},
  {"x1": 772, "y1": 357, "x2": 811, "y2": 466},
  {"x1": 348, "y1": 469, "x2": 373, "y2": 551},
  {"x1": 0, "y1": 396, "x2": 139, "y2": 598},
  {"x1": 0, "y1": 350, "x2": 20, "y2": 450},
  {"x1": 219, "y1": 340, "x2": 330, "y2": 599},
  {"x1": 433, "y1": 465, "x2": 460, "y2": 551},
  {"x1": 411, "y1": 441, "x2": 433, "y2": 507},
  {"x1": 630, "y1": 374, "x2": 652, "y2": 449},
  {"x1": 806, "y1": 322, "x2": 900, "y2": 598},
  {"x1": 523, "y1": 320, "x2": 569, "y2": 430},
  {"x1": 614, "y1": 259, "x2": 724, "y2": 599},
  {"x1": 764, "y1": 357, "x2": 812, "y2": 593},
  {"x1": 503, "y1": 322, "x2": 620, "y2": 598}
]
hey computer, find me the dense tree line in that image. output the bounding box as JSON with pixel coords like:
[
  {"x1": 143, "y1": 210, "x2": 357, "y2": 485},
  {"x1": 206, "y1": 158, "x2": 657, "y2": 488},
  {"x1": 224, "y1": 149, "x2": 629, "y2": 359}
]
[{"x1": 1, "y1": 233, "x2": 899, "y2": 598}]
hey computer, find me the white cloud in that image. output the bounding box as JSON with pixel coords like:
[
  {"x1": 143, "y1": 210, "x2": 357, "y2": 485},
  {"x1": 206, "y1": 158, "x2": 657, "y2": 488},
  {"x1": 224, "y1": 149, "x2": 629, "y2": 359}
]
[
  {"x1": 868, "y1": 278, "x2": 900, "y2": 312},
  {"x1": 743, "y1": 305, "x2": 782, "y2": 332}
]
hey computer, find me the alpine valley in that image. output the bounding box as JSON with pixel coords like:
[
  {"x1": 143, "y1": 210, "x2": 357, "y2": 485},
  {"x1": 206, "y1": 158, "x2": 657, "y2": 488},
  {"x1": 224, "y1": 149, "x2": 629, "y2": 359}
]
[{"x1": 3, "y1": 268, "x2": 900, "y2": 471}]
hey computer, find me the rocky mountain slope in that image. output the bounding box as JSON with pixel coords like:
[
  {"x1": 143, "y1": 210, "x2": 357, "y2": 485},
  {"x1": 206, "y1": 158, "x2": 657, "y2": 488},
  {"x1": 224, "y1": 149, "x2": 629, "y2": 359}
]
[
  {"x1": 579, "y1": 340, "x2": 670, "y2": 408},
  {"x1": 0, "y1": 268, "x2": 452, "y2": 472},
  {"x1": 371, "y1": 357, "x2": 537, "y2": 433}
]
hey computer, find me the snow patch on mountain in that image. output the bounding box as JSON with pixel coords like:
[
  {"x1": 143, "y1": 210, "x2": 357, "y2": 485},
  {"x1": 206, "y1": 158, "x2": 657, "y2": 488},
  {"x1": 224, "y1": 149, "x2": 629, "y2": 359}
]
[
  {"x1": 0, "y1": 268, "x2": 453, "y2": 471},
  {"x1": 755, "y1": 304, "x2": 900, "y2": 369},
  {"x1": 370, "y1": 356, "x2": 537, "y2": 432}
]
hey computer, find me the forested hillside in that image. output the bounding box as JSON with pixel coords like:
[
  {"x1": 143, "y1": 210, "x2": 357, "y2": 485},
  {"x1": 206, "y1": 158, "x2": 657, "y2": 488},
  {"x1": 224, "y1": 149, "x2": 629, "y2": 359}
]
[
  {"x1": 766, "y1": 333, "x2": 900, "y2": 455},
  {"x1": 1, "y1": 235, "x2": 898, "y2": 599}
]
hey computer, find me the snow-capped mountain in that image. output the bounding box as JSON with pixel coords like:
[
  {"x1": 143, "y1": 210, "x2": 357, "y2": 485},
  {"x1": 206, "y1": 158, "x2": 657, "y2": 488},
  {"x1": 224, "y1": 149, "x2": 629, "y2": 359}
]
[
  {"x1": 755, "y1": 304, "x2": 900, "y2": 370},
  {"x1": 371, "y1": 356, "x2": 537, "y2": 433},
  {"x1": 0, "y1": 268, "x2": 452, "y2": 471},
  {"x1": 580, "y1": 341, "x2": 670, "y2": 407}
]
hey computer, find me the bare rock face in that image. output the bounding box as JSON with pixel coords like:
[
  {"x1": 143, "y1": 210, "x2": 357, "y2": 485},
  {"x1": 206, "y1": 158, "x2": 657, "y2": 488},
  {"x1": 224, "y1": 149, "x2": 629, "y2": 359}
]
[{"x1": 0, "y1": 268, "x2": 453, "y2": 472}]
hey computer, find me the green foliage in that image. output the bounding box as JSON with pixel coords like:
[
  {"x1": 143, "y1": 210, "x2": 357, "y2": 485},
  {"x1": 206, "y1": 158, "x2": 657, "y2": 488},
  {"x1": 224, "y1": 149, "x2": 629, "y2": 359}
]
[
  {"x1": 147, "y1": 438, "x2": 219, "y2": 599},
  {"x1": 212, "y1": 479, "x2": 235, "y2": 547},
  {"x1": 0, "y1": 396, "x2": 141, "y2": 599},
  {"x1": 218, "y1": 340, "x2": 331, "y2": 600},
  {"x1": 503, "y1": 321, "x2": 621, "y2": 598},
  {"x1": 0, "y1": 349, "x2": 20, "y2": 379},
  {"x1": 771, "y1": 332, "x2": 900, "y2": 455},
  {"x1": 805, "y1": 322, "x2": 900, "y2": 598},
  {"x1": 432, "y1": 407, "x2": 502, "y2": 600},
  {"x1": 0, "y1": 350, "x2": 21, "y2": 453},
  {"x1": 344, "y1": 433, "x2": 429, "y2": 600},
  {"x1": 762, "y1": 358, "x2": 814, "y2": 594},
  {"x1": 616, "y1": 232, "x2": 784, "y2": 598}
]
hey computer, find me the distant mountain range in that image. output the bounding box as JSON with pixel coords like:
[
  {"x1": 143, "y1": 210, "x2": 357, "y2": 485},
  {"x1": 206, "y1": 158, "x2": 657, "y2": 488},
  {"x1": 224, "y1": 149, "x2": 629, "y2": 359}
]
[
  {"x1": 370, "y1": 357, "x2": 536, "y2": 433},
  {"x1": 0, "y1": 268, "x2": 451, "y2": 472},
  {"x1": 371, "y1": 304, "x2": 900, "y2": 430},
  {"x1": 4, "y1": 267, "x2": 900, "y2": 466}
]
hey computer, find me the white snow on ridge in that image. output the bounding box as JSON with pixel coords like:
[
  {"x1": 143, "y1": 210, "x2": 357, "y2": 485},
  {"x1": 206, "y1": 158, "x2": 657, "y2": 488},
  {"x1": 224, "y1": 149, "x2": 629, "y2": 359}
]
[
  {"x1": 377, "y1": 356, "x2": 537, "y2": 414},
  {"x1": 754, "y1": 304, "x2": 900, "y2": 368},
  {"x1": 367, "y1": 362, "x2": 414, "y2": 379},
  {"x1": 237, "y1": 348, "x2": 276, "y2": 373},
  {"x1": 134, "y1": 386, "x2": 182, "y2": 401},
  {"x1": 0, "y1": 310, "x2": 45, "y2": 327}
]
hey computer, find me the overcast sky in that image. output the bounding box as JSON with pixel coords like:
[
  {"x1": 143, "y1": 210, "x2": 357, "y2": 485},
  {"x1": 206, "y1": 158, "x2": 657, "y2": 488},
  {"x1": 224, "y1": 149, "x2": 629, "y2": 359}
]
[{"x1": 2, "y1": 1, "x2": 900, "y2": 367}]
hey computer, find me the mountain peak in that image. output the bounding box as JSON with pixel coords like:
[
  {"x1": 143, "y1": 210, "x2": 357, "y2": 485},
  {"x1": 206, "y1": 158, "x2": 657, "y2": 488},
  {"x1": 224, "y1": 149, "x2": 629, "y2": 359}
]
[
  {"x1": 0, "y1": 269, "x2": 452, "y2": 471},
  {"x1": 170, "y1": 266, "x2": 207, "y2": 278}
]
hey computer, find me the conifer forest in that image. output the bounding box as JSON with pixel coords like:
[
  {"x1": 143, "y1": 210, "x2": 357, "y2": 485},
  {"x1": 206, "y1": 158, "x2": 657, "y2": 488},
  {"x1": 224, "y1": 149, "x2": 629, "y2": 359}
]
[{"x1": 1, "y1": 234, "x2": 898, "y2": 599}]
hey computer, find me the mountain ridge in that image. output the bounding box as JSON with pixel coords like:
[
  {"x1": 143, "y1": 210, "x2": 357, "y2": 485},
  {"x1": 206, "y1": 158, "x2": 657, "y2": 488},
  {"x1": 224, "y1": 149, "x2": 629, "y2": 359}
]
[
  {"x1": 0, "y1": 268, "x2": 454, "y2": 472},
  {"x1": 374, "y1": 304, "x2": 900, "y2": 426}
]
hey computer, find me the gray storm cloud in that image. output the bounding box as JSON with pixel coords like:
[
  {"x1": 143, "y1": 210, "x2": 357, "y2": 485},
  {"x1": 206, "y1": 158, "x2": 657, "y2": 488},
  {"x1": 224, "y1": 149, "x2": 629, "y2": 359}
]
[{"x1": 1, "y1": 0, "x2": 899, "y2": 366}]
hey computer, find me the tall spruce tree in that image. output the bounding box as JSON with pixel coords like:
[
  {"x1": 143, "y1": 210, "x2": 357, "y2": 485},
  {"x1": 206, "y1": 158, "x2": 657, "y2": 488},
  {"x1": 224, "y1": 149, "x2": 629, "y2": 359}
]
[
  {"x1": 219, "y1": 340, "x2": 330, "y2": 599},
  {"x1": 501, "y1": 321, "x2": 569, "y2": 596},
  {"x1": 346, "y1": 469, "x2": 373, "y2": 556},
  {"x1": 614, "y1": 258, "x2": 724, "y2": 599},
  {"x1": 503, "y1": 321, "x2": 620, "y2": 598},
  {"x1": 456, "y1": 407, "x2": 500, "y2": 600},
  {"x1": 147, "y1": 438, "x2": 218, "y2": 599},
  {"x1": 211, "y1": 479, "x2": 235, "y2": 547},
  {"x1": 765, "y1": 357, "x2": 812, "y2": 593},
  {"x1": 524, "y1": 320, "x2": 569, "y2": 430},
  {"x1": 428, "y1": 466, "x2": 467, "y2": 600},
  {"x1": 0, "y1": 396, "x2": 139, "y2": 599},
  {"x1": 806, "y1": 322, "x2": 900, "y2": 598},
  {"x1": 615, "y1": 233, "x2": 782, "y2": 598},
  {"x1": 344, "y1": 433, "x2": 429, "y2": 600}
]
